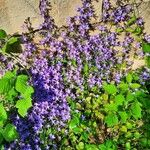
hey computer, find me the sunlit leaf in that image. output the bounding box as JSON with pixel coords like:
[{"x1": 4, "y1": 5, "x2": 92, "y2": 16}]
[
  {"x1": 119, "y1": 111, "x2": 128, "y2": 123},
  {"x1": 105, "y1": 113, "x2": 118, "y2": 127},
  {"x1": 16, "y1": 98, "x2": 32, "y2": 117},
  {"x1": 142, "y1": 42, "x2": 150, "y2": 53},
  {"x1": 115, "y1": 94, "x2": 125, "y2": 106},
  {"x1": 0, "y1": 103, "x2": 7, "y2": 127},
  {"x1": 103, "y1": 84, "x2": 117, "y2": 95},
  {"x1": 126, "y1": 74, "x2": 133, "y2": 83},
  {"x1": 2, "y1": 123, "x2": 18, "y2": 142},
  {"x1": 131, "y1": 102, "x2": 142, "y2": 119},
  {"x1": 15, "y1": 75, "x2": 28, "y2": 95}
]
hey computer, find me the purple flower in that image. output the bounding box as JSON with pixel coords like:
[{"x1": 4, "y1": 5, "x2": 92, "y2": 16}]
[
  {"x1": 136, "y1": 18, "x2": 144, "y2": 26},
  {"x1": 144, "y1": 34, "x2": 150, "y2": 43}
]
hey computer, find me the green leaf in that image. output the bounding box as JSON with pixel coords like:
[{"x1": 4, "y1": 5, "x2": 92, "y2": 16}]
[
  {"x1": 71, "y1": 59, "x2": 77, "y2": 67},
  {"x1": 69, "y1": 116, "x2": 80, "y2": 129},
  {"x1": 83, "y1": 63, "x2": 89, "y2": 76},
  {"x1": 85, "y1": 144, "x2": 99, "y2": 150},
  {"x1": 0, "y1": 103, "x2": 7, "y2": 127},
  {"x1": 125, "y1": 142, "x2": 131, "y2": 150},
  {"x1": 140, "y1": 138, "x2": 150, "y2": 147},
  {"x1": 76, "y1": 142, "x2": 84, "y2": 150},
  {"x1": 126, "y1": 74, "x2": 132, "y2": 83},
  {"x1": 132, "y1": 73, "x2": 139, "y2": 81},
  {"x1": 15, "y1": 75, "x2": 28, "y2": 95},
  {"x1": 105, "y1": 113, "x2": 118, "y2": 127},
  {"x1": 0, "y1": 128, "x2": 4, "y2": 144},
  {"x1": 120, "y1": 126, "x2": 127, "y2": 132},
  {"x1": 0, "y1": 79, "x2": 13, "y2": 94},
  {"x1": 0, "y1": 145, "x2": 4, "y2": 150},
  {"x1": 146, "y1": 56, "x2": 150, "y2": 68},
  {"x1": 118, "y1": 83, "x2": 128, "y2": 92},
  {"x1": 81, "y1": 132, "x2": 88, "y2": 142},
  {"x1": 8, "y1": 37, "x2": 18, "y2": 45},
  {"x1": 142, "y1": 42, "x2": 150, "y2": 53},
  {"x1": 126, "y1": 92, "x2": 134, "y2": 102},
  {"x1": 105, "y1": 103, "x2": 118, "y2": 112},
  {"x1": 115, "y1": 94, "x2": 125, "y2": 106},
  {"x1": 130, "y1": 83, "x2": 141, "y2": 89},
  {"x1": 0, "y1": 130, "x2": 4, "y2": 145},
  {"x1": 72, "y1": 127, "x2": 83, "y2": 134},
  {"x1": 134, "y1": 132, "x2": 141, "y2": 138},
  {"x1": 131, "y1": 102, "x2": 142, "y2": 119},
  {"x1": 0, "y1": 29, "x2": 7, "y2": 39},
  {"x1": 0, "y1": 70, "x2": 16, "y2": 94},
  {"x1": 16, "y1": 98, "x2": 32, "y2": 117},
  {"x1": 4, "y1": 70, "x2": 16, "y2": 79},
  {"x1": 119, "y1": 111, "x2": 128, "y2": 123},
  {"x1": 126, "y1": 27, "x2": 135, "y2": 33},
  {"x1": 127, "y1": 16, "x2": 136, "y2": 26},
  {"x1": 134, "y1": 26, "x2": 142, "y2": 35},
  {"x1": 2, "y1": 37, "x2": 21, "y2": 53},
  {"x1": 22, "y1": 86, "x2": 34, "y2": 99},
  {"x1": 103, "y1": 84, "x2": 117, "y2": 95},
  {"x1": 116, "y1": 28, "x2": 123, "y2": 33},
  {"x1": 2, "y1": 123, "x2": 18, "y2": 142},
  {"x1": 105, "y1": 140, "x2": 115, "y2": 148},
  {"x1": 6, "y1": 88, "x2": 18, "y2": 101},
  {"x1": 99, "y1": 144, "x2": 107, "y2": 150}
]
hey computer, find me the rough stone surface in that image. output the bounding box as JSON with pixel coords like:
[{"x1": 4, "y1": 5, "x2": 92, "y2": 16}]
[
  {"x1": 0, "y1": 0, "x2": 41, "y2": 33},
  {"x1": 0, "y1": 0, "x2": 103, "y2": 33},
  {"x1": 139, "y1": 1, "x2": 150, "y2": 34}
]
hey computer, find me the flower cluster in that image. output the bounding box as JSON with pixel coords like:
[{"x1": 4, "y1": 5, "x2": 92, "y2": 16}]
[{"x1": 3, "y1": 0, "x2": 150, "y2": 149}]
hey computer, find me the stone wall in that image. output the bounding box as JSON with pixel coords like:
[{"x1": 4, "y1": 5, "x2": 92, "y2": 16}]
[{"x1": 0, "y1": 0, "x2": 150, "y2": 34}]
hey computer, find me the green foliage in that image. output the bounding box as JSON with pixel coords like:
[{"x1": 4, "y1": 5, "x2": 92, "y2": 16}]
[
  {"x1": 99, "y1": 140, "x2": 116, "y2": 150},
  {"x1": 0, "y1": 29, "x2": 22, "y2": 54},
  {"x1": 142, "y1": 41, "x2": 150, "y2": 53},
  {"x1": 126, "y1": 74, "x2": 133, "y2": 83},
  {"x1": 119, "y1": 111, "x2": 128, "y2": 123},
  {"x1": 131, "y1": 101, "x2": 142, "y2": 119},
  {"x1": 0, "y1": 70, "x2": 33, "y2": 145},
  {"x1": 63, "y1": 73, "x2": 149, "y2": 150},
  {"x1": 15, "y1": 75, "x2": 33, "y2": 116},
  {"x1": 115, "y1": 94, "x2": 125, "y2": 106},
  {"x1": 15, "y1": 75, "x2": 28, "y2": 94},
  {"x1": 1, "y1": 123, "x2": 18, "y2": 142},
  {"x1": 127, "y1": 16, "x2": 136, "y2": 26},
  {"x1": 85, "y1": 144, "x2": 99, "y2": 150},
  {"x1": 76, "y1": 142, "x2": 84, "y2": 149},
  {"x1": 2, "y1": 37, "x2": 21, "y2": 53},
  {"x1": 103, "y1": 84, "x2": 117, "y2": 95},
  {"x1": 83, "y1": 62, "x2": 89, "y2": 76},
  {"x1": 146, "y1": 56, "x2": 150, "y2": 68},
  {"x1": 0, "y1": 103, "x2": 7, "y2": 127},
  {"x1": 105, "y1": 113, "x2": 118, "y2": 127},
  {"x1": 130, "y1": 83, "x2": 141, "y2": 89},
  {"x1": 69, "y1": 115, "x2": 80, "y2": 129},
  {"x1": 118, "y1": 83, "x2": 128, "y2": 93},
  {"x1": 116, "y1": 28, "x2": 124, "y2": 33},
  {"x1": 0, "y1": 71, "x2": 15, "y2": 94},
  {"x1": 0, "y1": 29, "x2": 7, "y2": 39},
  {"x1": 16, "y1": 98, "x2": 32, "y2": 117}
]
